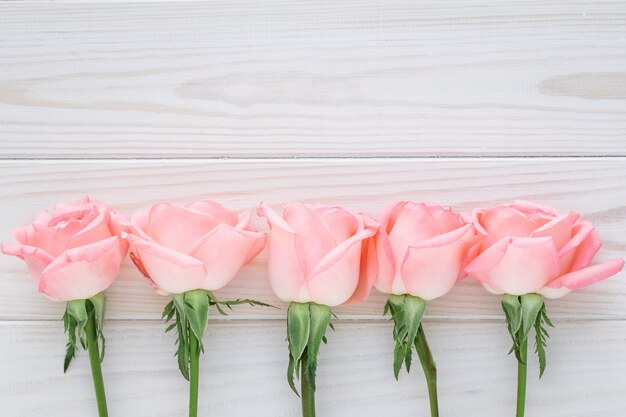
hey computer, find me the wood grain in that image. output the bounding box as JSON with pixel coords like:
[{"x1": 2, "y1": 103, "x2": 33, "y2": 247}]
[
  {"x1": 1, "y1": 157, "x2": 624, "y2": 320},
  {"x1": 0, "y1": 320, "x2": 624, "y2": 417},
  {"x1": 1, "y1": 1, "x2": 626, "y2": 158}
]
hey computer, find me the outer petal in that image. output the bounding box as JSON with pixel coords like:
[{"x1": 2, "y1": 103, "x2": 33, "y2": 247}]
[
  {"x1": 466, "y1": 236, "x2": 560, "y2": 295},
  {"x1": 265, "y1": 224, "x2": 308, "y2": 303},
  {"x1": 400, "y1": 224, "x2": 474, "y2": 300},
  {"x1": 126, "y1": 234, "x2": 206, "y2": 294},
  {"x1": 258, "y1": 202, "x2": 309, "y2": 302},
  {"x1": 531, "y1": 211, "x2": 578, "y2": 251},
  {"x1": 1, "y1": 242, "x2": 54, "y2": 281},
  {"x1": 372, "y1": 228, "x2": 396, "y2": 294},
  {"x1": 39, "y1": 236, "x2": 124, "y2": 301},
  {"x1": 546, "y1": 258, "x2": 624, "y2": 291},
  {"x1": 145, "y1": 203, "x2": 222, "y2": 253},
  {"x1": 316, "y1": 206, "x2": 358, "y2": 243},
  {"x1": 284, "y1": 203, "x2": 336, "y2": 276},
  {"x1": 189, "y1": 224, "x2": 266, "y2": 291},
  {"x1": 307, "y1": 226, "x2": 376, "y2": 306},
  {"x1": 343, "y1": 213, "x2": 380, "y2": 305},
  {"x1": 184, "y1": 200, "x2": 238, "y2": 225}
]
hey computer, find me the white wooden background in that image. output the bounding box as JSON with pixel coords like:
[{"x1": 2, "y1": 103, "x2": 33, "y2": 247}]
[{"x1": 1, "y1": 1, "x2": 626, "y2": 416}]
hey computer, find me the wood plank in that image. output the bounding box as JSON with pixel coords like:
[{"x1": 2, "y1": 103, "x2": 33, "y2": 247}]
[
  {"x1": 1, "y1": 1, "x2": 625, "y2": 157},
  {"x1": 0, "y1": 320, "x2": 624, "y2": 417},
  {"x1": 0, "y1": 157, "x2": 624, "y2": 320}
]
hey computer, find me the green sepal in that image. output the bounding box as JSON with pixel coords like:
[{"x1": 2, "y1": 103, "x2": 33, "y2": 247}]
[
  {"x1": 63, "y1": 294, "x2": 108, "y2": 372},
  {"x1": 285, "y1": 302, "x2": 333, "y2": 396},
  {"x1": 288, "y1": 302, "x2": 311, "y2": 365},
  {"x1": 66, "y1": 299, "x2": 88, "y2": 328},
  {"x1": 501, "y1": 293, "x2": 553, "y2": 377},
  {"x1": 384, "y1": 294, "x2": 426, "y2": 380},
  {"x1": 305, "y1": 303, "x2": 332, "y2": 388},
  {"x1": 501, "y1": 294, "x2": 523, "y2": 362},
  {"x1": 183, "y1": 290, "x2": 210, "y2": 343},
  {"x1": 520, "y1": 294, "x2": 544, "y2": 344}
]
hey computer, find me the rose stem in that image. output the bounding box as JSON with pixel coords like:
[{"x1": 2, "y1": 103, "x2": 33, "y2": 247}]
[
  {"x1": 189, "y1": 332, "x2": 200, "y2": 417},
  {"x1": 516, "y1": 334, "x2": 528, "y2": 417},
  {"x1": 85, "y1": 306, "x2": 108, "y2": 417},
  {"x1": 415, "y1": 325, "x2": 439, "y2": 417},
  {"x1": 301, "y1": 352, "x2": 316, "y2": 417}
]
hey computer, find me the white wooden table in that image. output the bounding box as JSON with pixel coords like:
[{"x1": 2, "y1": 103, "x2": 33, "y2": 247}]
[{"x1": 1, "y1": 1, "x2": 625, "y2": 416}]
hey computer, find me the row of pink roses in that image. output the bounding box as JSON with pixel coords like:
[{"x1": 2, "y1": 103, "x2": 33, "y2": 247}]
[{"x1": 3, "y1": 197, "x2": 623, "y2": 305}]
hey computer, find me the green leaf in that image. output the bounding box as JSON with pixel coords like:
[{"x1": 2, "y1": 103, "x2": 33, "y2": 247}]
[
  {"x1": 287, "y1": 354, "x2": 299, "y2": 397},
  {"x1": 393, "y1": 342, "x2": 405, "y2": 380},
  {"x1": 520, "y1": 294, "x2": 544, "y2": 344},
  {"x1": 162, "y1": 300, "x2": 175, "y2": 321},
  {"x1": 534, "y1": 303, "x2": 553, "y2": 378},
  {"x1": 63, "y1": 308, "x2": 78, "y2": 373},
  {"x1": 175, "y1": 307, "x2": 190, "y2": 381},
  {"x1": 287, "y1": 303, "x2": 310, "y2": 364},
  {"x1": 184, "y1": 290, "x2": 210, "y2": 343},
  {"x1": 305, "y1": 303, "x2": 332, "y2": 387}
]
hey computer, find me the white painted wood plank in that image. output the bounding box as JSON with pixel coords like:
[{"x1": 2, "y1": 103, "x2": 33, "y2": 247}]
[
  {"x1": 0, "y1": 320, "x2": 624, "y2": 417},
  {"x1": 0, "y1": 158, "x2": 624, "y2": 320},
  {"x1": 1, "y1": 1, "x2": 625, "y2": 157}
]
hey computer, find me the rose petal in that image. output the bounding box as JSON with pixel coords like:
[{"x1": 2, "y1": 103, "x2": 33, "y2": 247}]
[
  {"x1": 531, "y1": 211, "x2": 579, "y2": 251},
  {"x1": 400, "y1": 224, "x2": 474, "y2": 300},
  {"x1": 184, "y1": 200, "x2": 238, "y2": 226},
  {"x1": 189, "y1": 224, "x2": 266, "y2": 291},
  {"x1": 307, "y1": 225, "x2": 376, "y2": 306},
  {"x1": 284, "y1": 203, "x2": 336, "y2": 276},
  {"x1": 316, "y1": 206, "x2": 358, "y2": 243},
  {"x1": 146, "y1": 203, "x2": 222, "y2": 253},
  {"x1": 1, "y1": 242, "x2": 54, "y2": 280},
  {"x1": 466, "y1": 236, "x2": 560, "y2": 295},
  {"x1": 39, "y1": 236, "x2": 124, "y2": 301},
  {"x1": 546, "y1": 258, "x2": 624, "y2": 291},
  {"x1": 127, "y1": 234, "x2": 206, "y2": 294}
]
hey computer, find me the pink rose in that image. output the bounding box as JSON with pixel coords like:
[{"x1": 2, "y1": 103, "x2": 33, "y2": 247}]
[
  {"x1": 465, "y1": 200, "x2": 624, "y2": 298},
  {"x1": 124, "y1": 201, "x2": 266, "y2": 294},
  {"x1": 1, "y1": 197, "x2": 128, "y2": 301},
  {"x1": 367, "y1": 201, "x2": 477, "y2": 300},
  {"x1": 258, "y1": 202, "x2": 378, "y2": 307}
]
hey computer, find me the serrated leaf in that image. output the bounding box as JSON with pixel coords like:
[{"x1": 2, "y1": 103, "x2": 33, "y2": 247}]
[
  {"x1": 287, "y1": 354, "x2": 299, "y2": 397},
  {"x1": 393, "y1": 342, "x2": 405, "y2": 380},
  {"x1": 305, "y1": 303, "x2": 332, "y2": 387},
  {"x1": 63, "y1": 308, "x2": 78, "y2": 373},
  {"x1": 162, "y1": 300, "x2": 174, "y2": 320},
  {"x1": 165, "y1": 323, "x2": 176, "y2": 333},
  {"x1": 287, "y1": 303, "x2": 310, "y2": 364},
  {"x1": 534, "y1": 303, "x2": 552, "y2": 378}
]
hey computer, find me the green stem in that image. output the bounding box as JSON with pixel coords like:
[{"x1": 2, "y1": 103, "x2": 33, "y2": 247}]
[
  {"x1": 415, "y1": 325, "x2": 439, "y2": 417},
  {"x1": 516, "y1": 333, "x2": 528, "y2": 417},
  {"x1": 85, "y1": 309, "x2": 108, "y2": 417},
  {"x1": 301, "y1": 353, "x2": 316, "y2": 417},
  {"x1": 189, "y1": 332, "x2": 200, "y2": 417}
]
